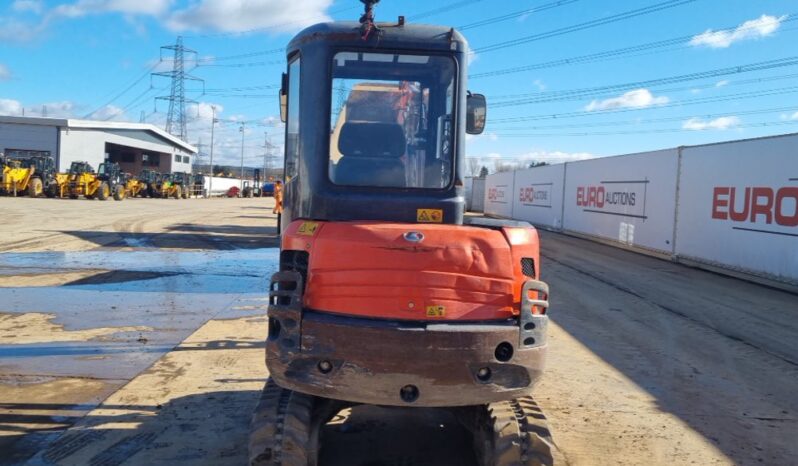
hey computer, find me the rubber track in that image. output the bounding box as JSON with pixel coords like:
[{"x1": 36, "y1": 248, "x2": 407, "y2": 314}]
[
  {"x1": 485, "y1": 396, "x2": 564, "y2": 466},
  {"x1": 248, "y1": 379, "x2": 316, "y2": 466}
]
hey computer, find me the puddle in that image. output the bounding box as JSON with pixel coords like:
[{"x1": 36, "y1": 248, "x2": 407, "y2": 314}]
[
  {"x1": 0, "y1": 248, "x2": 279, "y2": 294},
  {"x1": 0, "y1": 313, "x2": 152, "y2": 345},
  {"x1": 0, "y1": 248, "x2": 279, "y2": 380}
]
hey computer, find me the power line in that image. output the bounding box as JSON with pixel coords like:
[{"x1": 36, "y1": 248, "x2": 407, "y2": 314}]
[
  {"x1": 474, "y1": 0, "x2": 699, "y2": 54},
  {"x1": 82, "y1": 62, "x2": 159, "y2": 119},
  {"x1": 493, "y1": 119, "x2": 798, "y2": 137},
  {"x1": 458, "y1": 0, "x2": 580, "y2": 30},
  {"x1": 471, "y1": 14, "x2": 798, "y2": 79},
  {"x1": 493, "y1": 105, "x2": 798, "y2": 131},
  {"x1": 491, "y1": 85, "x2": 798, "y2": 123},
  {"x1": 486, "y1": 56, "x2": 798, "y2": 108},
  {"x1": 409, "y1": 0, "x2": 486, "y2": 20}
]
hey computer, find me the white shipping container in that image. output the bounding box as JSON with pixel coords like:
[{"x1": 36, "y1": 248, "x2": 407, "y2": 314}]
[
  {"x1": 471, "y1": 178, "x2": 486, "y2": 213},
  {"x1": 484, "y1": 171, "x2": 515, "y2": 218},
  {"x1": 512, "y1": 164, "x2": 566, "y2": 230},
  {"x1": 204, "y1": 176, "x2": 244, "y2": 196},
  {"x1": 675, "y1": 134, "x2": 798, "y2": 284},
  {"x1": 562, "y1": 149, "x2": 679, "y2": 253}
]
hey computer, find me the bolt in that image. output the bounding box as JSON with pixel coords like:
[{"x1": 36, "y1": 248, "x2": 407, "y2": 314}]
[{"x1": 318, "y1": 360, "x2": 332, "y2": 374}]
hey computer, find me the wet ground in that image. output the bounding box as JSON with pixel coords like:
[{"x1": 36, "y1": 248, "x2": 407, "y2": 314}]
[
  {"x1": 1, "y1": 197, "x2": 796, "y2": 465},
  {"x1": 0, "y1": 198, "x2": 279, "y2": 464}
]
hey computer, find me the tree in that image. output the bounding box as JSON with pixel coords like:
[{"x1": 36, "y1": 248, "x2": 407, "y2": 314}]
[
  {"x1": 467, "y1": 157, "x2": 480, "y2": 177},
  {"x1": 528, "y1": 161, "x2": 549, "y2": 168},
  {"x1": 478, "y1": 166, "x2": 489, "y2": 178}
]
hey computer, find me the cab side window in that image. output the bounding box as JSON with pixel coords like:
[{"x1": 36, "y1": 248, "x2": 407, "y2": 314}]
[{"x1": 285, "y1": 58, "x2": 301, "y2": 180}]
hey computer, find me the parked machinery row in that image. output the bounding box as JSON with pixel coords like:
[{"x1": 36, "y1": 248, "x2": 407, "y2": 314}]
[{"x1": 0, "y1": 154, "x2": 195, "y2": 201}]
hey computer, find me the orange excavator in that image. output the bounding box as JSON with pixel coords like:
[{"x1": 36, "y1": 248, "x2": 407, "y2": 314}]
[{"x1": 250, "y1": 2, "x2": 557, "y2": 465}]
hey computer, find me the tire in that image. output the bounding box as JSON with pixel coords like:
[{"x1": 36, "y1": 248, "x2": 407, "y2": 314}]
[
  {"x1": 69, "y1": 193, "x2": 79, "y2": 200},
  {"x1": 113, "y1": 185, "x2": 126, "y2": 201},
  {"x1": 45, "y1": 183, "x2": 58, "y2": 198},
  {"x1": 173, "y1": 186, "x2": 182, "y2": 199},
  {"x1": 97, "y1": 182, "x2": 110, "y2": 201},
  {"x1": 27, "y1": 178, "x2": 43, "y2": 198}
]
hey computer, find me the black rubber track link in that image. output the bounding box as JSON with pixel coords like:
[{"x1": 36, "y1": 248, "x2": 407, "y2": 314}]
[
  {"x1": 249, "y1": 379, "x2": 343, "y2": 466},
  {"x1": 473, "y1": 396, "x2": 566, "y2": 466}
]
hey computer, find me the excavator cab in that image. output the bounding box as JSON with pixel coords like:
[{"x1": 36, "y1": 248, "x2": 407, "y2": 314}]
[{"x1": 251, "y1": 3, "x2": 555, "y2": 465}]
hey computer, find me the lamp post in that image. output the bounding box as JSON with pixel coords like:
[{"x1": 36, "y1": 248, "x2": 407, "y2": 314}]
[
  {"x1": 208, "y1": 105, "x2": 217, "y2": 198},
  {"x1": 239, "y1": 123, "x2": 246, "y2": 191}
]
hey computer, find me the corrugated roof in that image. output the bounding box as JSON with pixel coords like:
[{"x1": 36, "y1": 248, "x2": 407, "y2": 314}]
[{"x1": 0, "y1": 115, "x2": 197, "y2": 153}]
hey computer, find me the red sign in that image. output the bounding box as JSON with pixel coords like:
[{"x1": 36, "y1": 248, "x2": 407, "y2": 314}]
[{"x1": 712, "y1": 186, "x2": 798, "y2": 227}]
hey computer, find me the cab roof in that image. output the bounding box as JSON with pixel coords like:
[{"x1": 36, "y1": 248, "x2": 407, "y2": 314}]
[{"x1": 287, "y1": 21, "x2": 468, "y2": 55}]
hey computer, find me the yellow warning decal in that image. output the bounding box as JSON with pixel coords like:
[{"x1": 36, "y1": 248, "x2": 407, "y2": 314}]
[
  {"x1": 297, "y1": 221, "x2": 320, "y2": 236},
  {"x1": 417, "y1": 209, "x2": 443, "y2": 223},
  {"x1": 426, "y1": 305, "x2": 446, "y2": 318}
]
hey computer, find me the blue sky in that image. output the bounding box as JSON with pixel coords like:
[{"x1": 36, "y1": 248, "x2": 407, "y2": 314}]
[{"x1": 1, "y1": 0, "x2": 797, "y2": 170}]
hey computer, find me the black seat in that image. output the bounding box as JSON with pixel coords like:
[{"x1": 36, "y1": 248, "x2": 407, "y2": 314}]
[{"x1": 334, "y1": 122, "x2": 407, "y2": 187}]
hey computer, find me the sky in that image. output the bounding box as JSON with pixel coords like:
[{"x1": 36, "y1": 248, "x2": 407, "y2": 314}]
[{"x1": 1, "y1": 0, "x2": 797, "y2": 172}]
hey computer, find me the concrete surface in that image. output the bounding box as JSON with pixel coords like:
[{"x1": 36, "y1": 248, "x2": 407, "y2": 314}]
[{"x1": 0, "y1": 197, "x2": 795, "y2": 465}]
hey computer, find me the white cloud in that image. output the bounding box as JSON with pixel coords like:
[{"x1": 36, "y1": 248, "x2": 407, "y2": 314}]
[
  {"x1": 0, "y1": 65, "x2": 11, "y2": 81},
  {"x1": 782, "y1": 111, "x2": 798, "y2": 121},
  {"x1": 792, "y1": 111, "x2": 798, "y2": 121},
  {"x1": 89, "y1": 104, "x2": 125, "y2": 121},
  {"x1": 0, "y1": 99, "x2": 75, "y2": 117},
  {"x1": 715, "y1": 80, "x2": 729, "y2": 88},
  {"x1": 0, "y1": 17, "x2": 45, "y2": 42},
  {"x1": 585, "y1": 89, "x2": 669, "y2": 111},
  {"x1": 690, "y1": 14, "x2": 786, "y2": 48},
  {"x1": 167, "y1": 0, "x2": 333, "y2": 33},
  {"x1": 35, "y1": 101, "x2": 76, "y2": 117},
  {"x1": 468, "y1": 52, "x2": 479, "y2": 65},
  {"x1": 682, "y1": 116, "x2": 741, "y2": 131},
  {"x1": 187, "y1": 102, "x2": 224, "y2": 123},
  {"x1": 466, "y1": 131, "x2": 499, "y2": 143},
  {"x1": 52, "y1": 0, "x2": 173, "y2": 18},
  {"x1": 533, "y1": 79, "x2": 546, "y2": 91},
  {"x1": 519, "y1": 150, "x2": 594, "y2": 164},
  {"x1": 13, "y1": 0, "x2": 44, "y2": 14},
  {"x1": 0, "y1": 99, "x2": 24, "y2": 116},
  {"x1": 471, "y1": 151, "x2": 595, "y2": 170}
]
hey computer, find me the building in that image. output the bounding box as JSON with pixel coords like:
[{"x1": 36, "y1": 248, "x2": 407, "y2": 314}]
[{"x1": 0, "y1": 116, "x2": 197, "y2": 175}]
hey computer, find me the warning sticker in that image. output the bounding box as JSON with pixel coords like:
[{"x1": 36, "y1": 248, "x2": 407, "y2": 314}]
[
  {"x1": 297, "y1": 221, "x2": 320, "y2": 236},
  {"x1": 417, "y1": 209, "x2": 443, "y2": 223},
  {"x1": 426, "y1": 305, "x2": 446, "y2": 318}
]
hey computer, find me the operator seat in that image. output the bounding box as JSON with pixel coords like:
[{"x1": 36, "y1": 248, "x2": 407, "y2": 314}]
[{"x1": 334, "y1": 122, "x2": 406, "y2": 187}]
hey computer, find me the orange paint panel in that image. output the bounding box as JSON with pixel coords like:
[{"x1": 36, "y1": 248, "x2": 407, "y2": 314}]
[{"x1": 280, "y1": 220, "x2": 540, "y2": 321}]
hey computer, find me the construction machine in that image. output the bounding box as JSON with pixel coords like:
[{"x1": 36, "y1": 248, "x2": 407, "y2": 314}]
[
  {"x1": 249, "y1": 2, "x2": 557, "y2": 465},
  {"x1": 92, "y1": 162, "x2": 126, "y2": 201},
  {"x1": 171, "y1": 172, "x2": 192, "y2": 199},
  {"x1": 121, "y1": 174, "x2": 146, "y2": 199},
  {"x1": 138, "y1": 169, "x2": 162, "y2": 198},
  {"x1": 66, "y1": 161, "x2": 103, "y2": 200},
  {"x1": 192, "y1": 174, "x2": 206, "y2": 197},
  {"x1": 0, "y1": 157, "x2": 36, "y2": 197},
  {"x1": 23, "y1": 156, "x2": 72, "y2": 198},
  {"x1": 155, "y1": 173, "x2": 183, "y2": 199}
]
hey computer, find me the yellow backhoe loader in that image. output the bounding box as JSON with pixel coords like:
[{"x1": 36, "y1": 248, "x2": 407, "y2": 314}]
[{"x1": 0, "y1": 157, "x2": 36, "y2": 197}]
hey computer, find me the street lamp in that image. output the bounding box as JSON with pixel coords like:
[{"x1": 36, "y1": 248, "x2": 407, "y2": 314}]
[
  {"x1": 209, "y1": 105, "x2": 217, "y2": 198},
  {"x1": 240, "y1": 123, "x2": 246, "y2": 191}
]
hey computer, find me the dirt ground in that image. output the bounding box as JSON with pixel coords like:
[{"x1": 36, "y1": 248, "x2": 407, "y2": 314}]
[{"x1": 0, "y1": 196, "x2": 795, "y2": 465}]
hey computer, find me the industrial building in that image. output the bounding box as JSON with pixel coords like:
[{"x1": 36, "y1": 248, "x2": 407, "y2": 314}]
[{"x1": 0, "y1": 116, "x2": 196, "y2": 175}]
